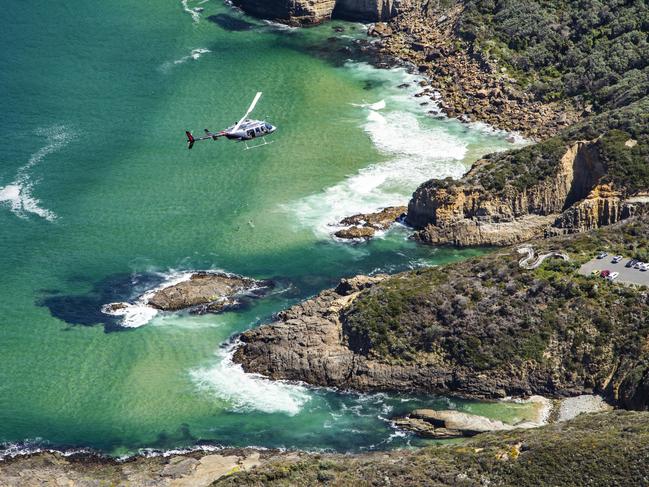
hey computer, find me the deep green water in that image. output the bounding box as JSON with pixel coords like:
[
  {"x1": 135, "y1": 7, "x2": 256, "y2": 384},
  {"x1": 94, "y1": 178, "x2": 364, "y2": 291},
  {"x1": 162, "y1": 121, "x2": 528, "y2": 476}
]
[{"x1": 0, "y1": 1, "x2": 531, "y2": 456}]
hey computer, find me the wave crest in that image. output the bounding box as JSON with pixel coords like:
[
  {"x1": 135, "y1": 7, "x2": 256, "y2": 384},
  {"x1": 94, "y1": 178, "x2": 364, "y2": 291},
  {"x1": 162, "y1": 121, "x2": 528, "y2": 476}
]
[
  {"x1": 0, "y1": 125, "x2": 76, "y2": 221},
  {"x1": 191, "y1": 343, "x2": 311, "y2": 416}
]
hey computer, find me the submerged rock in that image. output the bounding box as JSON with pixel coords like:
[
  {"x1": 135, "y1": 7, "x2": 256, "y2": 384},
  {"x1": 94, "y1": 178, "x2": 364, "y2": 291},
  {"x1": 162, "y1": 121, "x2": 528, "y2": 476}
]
[{"x1": 147, "y1": 272, "x2": 269, "y2": 312}]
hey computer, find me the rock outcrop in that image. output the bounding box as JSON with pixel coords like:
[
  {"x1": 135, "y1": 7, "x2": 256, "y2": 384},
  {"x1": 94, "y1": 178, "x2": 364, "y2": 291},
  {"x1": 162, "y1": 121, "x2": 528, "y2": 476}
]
[
  {"x1": 233, "y1": 272, "x2": 562, "y2": 399},
  {"x1": 334, "y1": 206, "x2": 406, "y2": 240},
  {"x1": 406, "y1": 139, "x2": 645, "y2": 246},
  {"x1": 103, "y1": 272, "x2": 272, "y2": 326},
  {"x1": 6, "y1": 412, "x2": 649, "y2": 486},
  {"x1": 147, "y1": 272, "x2": 268, "y2": 312},
  {"x1": 234, "y1": 218, "x2": 649, "y2": 407},
  {"x1": 393, "y1": 409, "x2": 517, "y2": 438},
  {"x1": 232, "y1": 0, "x2": 411, "y2": 25}
]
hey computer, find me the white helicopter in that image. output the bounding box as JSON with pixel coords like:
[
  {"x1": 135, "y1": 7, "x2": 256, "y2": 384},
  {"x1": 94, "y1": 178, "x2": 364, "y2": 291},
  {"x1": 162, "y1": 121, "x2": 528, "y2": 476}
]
[{"x1": 185, "y1": 92, "x2": 276, "y2": 150}]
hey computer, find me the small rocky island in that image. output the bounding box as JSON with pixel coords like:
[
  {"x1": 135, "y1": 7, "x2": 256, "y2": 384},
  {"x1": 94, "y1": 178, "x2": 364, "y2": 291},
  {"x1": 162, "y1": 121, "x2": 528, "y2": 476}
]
[
  {"x1": 146, "y1": 272, "x2": 268, "y2": 313},
  {"x1": 103, "y1": 272, "x2": 272, "y2": 326}
]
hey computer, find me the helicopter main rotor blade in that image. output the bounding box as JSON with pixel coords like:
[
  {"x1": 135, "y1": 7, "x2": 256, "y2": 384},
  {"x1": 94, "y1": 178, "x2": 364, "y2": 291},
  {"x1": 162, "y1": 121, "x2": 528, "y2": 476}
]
[{"x1": 232, "y1": 92, "x2": 262, "y2": 131}]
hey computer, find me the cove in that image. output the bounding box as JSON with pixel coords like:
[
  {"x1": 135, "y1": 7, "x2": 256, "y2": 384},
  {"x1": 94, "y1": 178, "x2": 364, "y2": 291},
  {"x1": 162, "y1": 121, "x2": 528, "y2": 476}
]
[{"x1": 0, "y1": 0, "x2": 528, "y2": 456}]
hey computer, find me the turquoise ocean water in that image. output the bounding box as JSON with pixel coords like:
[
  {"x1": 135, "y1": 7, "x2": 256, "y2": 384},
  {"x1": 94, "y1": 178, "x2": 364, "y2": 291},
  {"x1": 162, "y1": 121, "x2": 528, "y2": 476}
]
[{"x1": 0, "y1": 1, "x2": 531, "y2": 457}]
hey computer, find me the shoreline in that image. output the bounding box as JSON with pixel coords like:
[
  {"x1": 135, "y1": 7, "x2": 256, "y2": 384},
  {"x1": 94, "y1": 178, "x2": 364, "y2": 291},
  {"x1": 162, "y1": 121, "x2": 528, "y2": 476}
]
[{"x1": 360, "y1": 6, "x2": 582, "y2": 140}]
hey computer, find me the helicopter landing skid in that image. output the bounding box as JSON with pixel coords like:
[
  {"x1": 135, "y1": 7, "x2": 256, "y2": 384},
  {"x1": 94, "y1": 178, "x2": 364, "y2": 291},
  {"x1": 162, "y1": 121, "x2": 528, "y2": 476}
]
[{"x1": 244, "y1": 138, "x2": 274, "y2": 150}]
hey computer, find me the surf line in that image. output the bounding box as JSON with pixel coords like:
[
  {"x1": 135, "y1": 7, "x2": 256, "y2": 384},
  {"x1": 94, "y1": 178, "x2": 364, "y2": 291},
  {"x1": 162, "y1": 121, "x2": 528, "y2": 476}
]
[{"x1": 0, "y1": 125, "x2": 76, "y2": 221}]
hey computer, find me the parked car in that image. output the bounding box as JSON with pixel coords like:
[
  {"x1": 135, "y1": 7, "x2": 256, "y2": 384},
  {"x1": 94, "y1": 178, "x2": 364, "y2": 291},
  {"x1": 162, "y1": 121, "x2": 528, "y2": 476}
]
[
  {"x1": 612, "y1": 255, "x2": 623, "y2": 263},
  {"x1": 597, "y1": 252, "x2": 608, "y2": 259},
  {"x1": 626, "y1": 259, "x2": 638, "y2": 268},
  {"x1": 641, "y1": 264, "x2": 649, "y2": 272},
  {"x1": 635, "y1": 261, "x2": 644, "y2": 269},
  {"x1": 600, "y1": 270, "x2": 611, "y2": 278},
  {"x1": 591, "y1": 269, "x2": 601, "y2": 276},
  {"x1": 607, "y1": 272, "x2": 620, "y2": 281}
]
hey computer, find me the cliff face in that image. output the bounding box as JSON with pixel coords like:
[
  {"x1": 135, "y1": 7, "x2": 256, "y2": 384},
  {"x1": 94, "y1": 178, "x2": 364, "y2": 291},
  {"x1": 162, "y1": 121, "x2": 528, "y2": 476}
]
[
  {"x1": 231, "y1": 0, "x2": 336, "y2": 25},
  {"x1": 407, "y1": 139, "x2": 642, "y2": 246},
  {"x1": 232, "y1": 0, "x2": 410, "y2": 25},
  {"x1": 234, "y1": 217, "x2": 649, "y2": 408}
]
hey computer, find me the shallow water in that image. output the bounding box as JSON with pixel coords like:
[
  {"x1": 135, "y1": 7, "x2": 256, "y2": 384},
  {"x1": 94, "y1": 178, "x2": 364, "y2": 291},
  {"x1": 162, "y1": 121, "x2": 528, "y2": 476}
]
[{"x1": 0, "y1": 1, "x2": 527, "y2": 456}]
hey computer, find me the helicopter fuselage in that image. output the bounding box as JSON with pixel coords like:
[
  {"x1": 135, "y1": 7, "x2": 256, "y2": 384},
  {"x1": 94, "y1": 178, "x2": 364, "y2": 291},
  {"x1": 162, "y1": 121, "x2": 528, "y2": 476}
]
[{"x1": 225, "y1": 119, "x2": 276, "y2": 140}]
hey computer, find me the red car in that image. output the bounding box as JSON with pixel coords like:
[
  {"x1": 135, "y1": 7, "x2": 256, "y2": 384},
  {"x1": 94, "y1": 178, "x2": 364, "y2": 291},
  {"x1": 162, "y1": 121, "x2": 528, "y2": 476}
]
[{"x1": 600, "y1": 270, "x2": 611, "y2": 278}]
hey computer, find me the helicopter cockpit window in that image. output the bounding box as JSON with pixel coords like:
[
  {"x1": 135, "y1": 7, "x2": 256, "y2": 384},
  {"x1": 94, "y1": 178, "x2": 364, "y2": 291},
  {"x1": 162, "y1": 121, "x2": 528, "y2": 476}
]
[{"x1": 265, "y1": 124, "x2": 272, "y2": 131}]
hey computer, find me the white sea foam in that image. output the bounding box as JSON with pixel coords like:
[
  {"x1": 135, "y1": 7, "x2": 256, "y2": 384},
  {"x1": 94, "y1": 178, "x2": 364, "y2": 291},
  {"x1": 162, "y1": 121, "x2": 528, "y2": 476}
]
[
  {"x1": 191, "y1": 343, "x2": 311, "y2": 416},
  {"x1": 0, "y1": 125, "x2": 75, "y2": 221},
  {"x1": 351, "y1": 99, "x2": 386, "y2": 110},
  {"x1": 0, "y1": 440, "x2": 92, "y2": 461},
  {"x1": 181, "y1": 0, "x2": 202, "y2": 23},
  {"x1": 160, "y1": 48, "x2": 211, "y2": 72},
  {"x1": 101, "y1": 271, "x2": 194, "y2": 328},
  {"x1": 284, "y1": 61, "x2": 525, "y2": 238},
  {"x1": 262, "y1": 19, "x2": 298, "y2": 31},
  {"x1": 288, "y1": 107, "x2": 468, "y2": 237}
]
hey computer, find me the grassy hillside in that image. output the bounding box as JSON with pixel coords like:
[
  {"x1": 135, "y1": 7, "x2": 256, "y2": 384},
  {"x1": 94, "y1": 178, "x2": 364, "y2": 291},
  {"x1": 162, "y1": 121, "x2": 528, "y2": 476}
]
[
  {"x1": 342, "y1": 217, "x2": 649, "y2": 406},
  {"x1": 216, "y1": 411, "x2": 649, "y2": 486}
]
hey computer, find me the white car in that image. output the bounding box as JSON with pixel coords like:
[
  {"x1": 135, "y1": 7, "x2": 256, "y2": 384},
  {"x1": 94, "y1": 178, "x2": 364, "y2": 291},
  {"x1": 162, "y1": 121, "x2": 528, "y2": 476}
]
[
  {"x1": 612, "y1": 255, "x2": 623, "y2": 264},
  {"x1": 607, "y1": 272, "x2": 620, "y2": 281},
  {"x1": 641, "y1": 264, "x2": 649, "y2": 272},
  {"x1": 635, "y1": 261, "x2": 644, "y2": 269}
]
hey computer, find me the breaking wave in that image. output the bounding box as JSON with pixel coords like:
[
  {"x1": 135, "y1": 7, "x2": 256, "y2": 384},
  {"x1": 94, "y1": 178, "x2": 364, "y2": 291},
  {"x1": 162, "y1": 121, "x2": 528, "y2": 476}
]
[
  {"x1": 181, "y1": 0, "x2": 203, "y2": 23},
  {"x1": 191, "y1": 343, "x2": 311, "y2": 416},
  {"x1": 101, "y1": 271, "x2": 194, "y2": 328},
  {"x1": 285, "y1": 62, "x2": 521, "y2": 238},
  {"x1": 159, "y1": 48, "x2": 211, "y2": 72},
  {"x1": 0, "y1": 125, "x2": 75, "y2": 221},
  {"x1": 288, "y1": 92, "x2": 468, "y2": 237}
]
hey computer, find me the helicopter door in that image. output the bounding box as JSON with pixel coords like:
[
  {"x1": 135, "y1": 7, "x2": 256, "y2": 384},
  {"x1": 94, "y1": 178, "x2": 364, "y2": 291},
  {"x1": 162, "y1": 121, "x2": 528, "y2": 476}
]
[{"x1": 247, "y1": 129, "x2": 255, "y2": 138}]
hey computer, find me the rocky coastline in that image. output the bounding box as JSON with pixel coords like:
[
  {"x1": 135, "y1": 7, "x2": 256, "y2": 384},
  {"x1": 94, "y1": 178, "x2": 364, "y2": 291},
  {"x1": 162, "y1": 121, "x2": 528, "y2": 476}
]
[
  {"x1": 4, "y1": 410, "x2": 649, "y2": 485},
  {"x1": 367, "y1": 6, "x2": 581, "y2": 139},
  {"x1": 233, "y1": 217, "x2": 649, "y2": 410}
]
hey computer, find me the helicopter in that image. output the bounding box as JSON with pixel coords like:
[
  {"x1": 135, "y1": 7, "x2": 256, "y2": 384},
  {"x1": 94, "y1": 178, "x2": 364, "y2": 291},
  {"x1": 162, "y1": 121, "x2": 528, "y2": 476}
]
[{"x1": 185, "y1": 92, "x2": 276, "y2": 150}]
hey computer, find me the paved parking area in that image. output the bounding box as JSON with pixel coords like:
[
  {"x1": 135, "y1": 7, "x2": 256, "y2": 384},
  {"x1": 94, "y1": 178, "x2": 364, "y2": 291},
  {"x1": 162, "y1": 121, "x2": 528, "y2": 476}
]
[{"x1": 579, "y1": 256, "x2": 649, "y2": 287}]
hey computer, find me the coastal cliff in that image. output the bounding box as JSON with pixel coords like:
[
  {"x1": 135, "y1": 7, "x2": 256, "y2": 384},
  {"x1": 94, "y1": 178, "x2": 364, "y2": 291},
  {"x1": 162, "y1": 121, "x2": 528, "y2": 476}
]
[
  {"x1": 231, "y1": 0, "x2": 411, "y2": 25},
  {"x1": 406, "y1": 102, "x2": 649, "y2": 246},
  {"x1": 234, "y1": 217, "x2": 649, "y2": 408}
]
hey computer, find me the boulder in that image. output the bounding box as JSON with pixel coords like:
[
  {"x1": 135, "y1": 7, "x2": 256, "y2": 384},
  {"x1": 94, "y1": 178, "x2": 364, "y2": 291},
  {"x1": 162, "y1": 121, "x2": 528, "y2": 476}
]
[
  {"x1": 335, "y1": 206, "x2": 406, "y2": 240},
  {"x1": 147, "y1": 272, "x2": 268, "y2": 311},
  {"x1": 334, "y1": 226, "x2": 376, "y2": 240}
]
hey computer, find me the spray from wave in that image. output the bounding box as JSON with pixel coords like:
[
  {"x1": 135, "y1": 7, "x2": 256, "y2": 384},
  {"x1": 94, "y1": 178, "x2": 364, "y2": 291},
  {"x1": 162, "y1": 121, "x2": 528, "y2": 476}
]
[
  {"x1": 285, "y1": 62, "x2": 522, "y2": 238},
  {"x1": 159, "y1": 48, "x2": 211, "y2": 72},
  {"x1": 0, "y1": 125, "x2": 75, "y2": 221},
  {"x1": 288, "y1": 94, "x2": 468, "y2": 237},
  {"x1": 191, "y1": 343, "x2": 311, "y2": 416},
  {"x1": 181, "y1": 0, "x2": 203, "y2": 23},
  {"x1": 101, "y1": 271, "x2": 195, "y2": 328}
]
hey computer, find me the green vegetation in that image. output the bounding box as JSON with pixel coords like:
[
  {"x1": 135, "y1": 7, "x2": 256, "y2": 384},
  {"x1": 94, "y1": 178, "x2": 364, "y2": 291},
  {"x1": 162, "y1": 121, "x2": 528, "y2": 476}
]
[
  {"x1": 342, "y1": 218, "x2": 649, "y2": 405},
  {"x1": 216, "y1": 411, "x2": 649, "y2": 486},
  {"x1": 470, "y1": 96, "x2": 649, "y2": 196},
  {"x1": 458, "y1": 0, "x2": 649, "y2": 109},
  {"x1": 421, "y1": 2, "x2": 649, "y2": 198}
]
